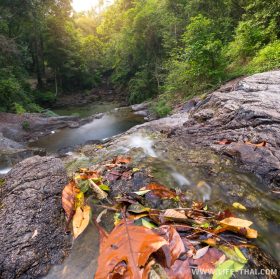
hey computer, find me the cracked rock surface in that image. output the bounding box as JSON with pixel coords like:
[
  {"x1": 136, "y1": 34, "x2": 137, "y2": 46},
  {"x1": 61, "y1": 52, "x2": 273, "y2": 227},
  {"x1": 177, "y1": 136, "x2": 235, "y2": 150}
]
[
  {"x1": 179, "y1": 71, "x2": 280, "y2": 188},
  {"x1": 0, "y1": 156, "x2": 71, "y2": 279}
]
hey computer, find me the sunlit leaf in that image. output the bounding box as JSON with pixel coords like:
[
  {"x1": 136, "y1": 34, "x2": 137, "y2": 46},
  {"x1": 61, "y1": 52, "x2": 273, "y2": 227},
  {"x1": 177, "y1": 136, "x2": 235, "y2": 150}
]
[
  {"x1": 213, "y1": 259, "x2": 245, "y2": 279},
  {"x1": 142, "y1": 218, "x2": 157, "y2": 229},
  {"x1": 219, "y1": 245, "x2": 247, "y2": 264},
  {"x1": 73, "y1": 205, "x2": 91, "y2": 239},
  {"x1": 133, "y1": 189, "x2": 151, "y2": 196},
  {"x1": 163, "y1": 209, "x2": 187, "y2": 220},
  {"x1": 220, "y1": 217, "x2": 252, "y2": 228},
  {"x1": 99, "y1": 184, "x2": 110, "y2": 191},
  {"x1": 62, "y1": 181, "x2": 79, "y2": 221},
  {"x1": 233, "y1": 202, "x2": 247, "y2": 210},
  {"x1": 95, "y1": 222, "x2": 167, "y2": 279}
]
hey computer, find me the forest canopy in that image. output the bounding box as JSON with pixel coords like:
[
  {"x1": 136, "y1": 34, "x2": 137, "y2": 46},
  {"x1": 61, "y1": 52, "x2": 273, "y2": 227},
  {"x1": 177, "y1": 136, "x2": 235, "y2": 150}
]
[{"x1": 0, "y1": 0, "x2": 279, "y2": 114}]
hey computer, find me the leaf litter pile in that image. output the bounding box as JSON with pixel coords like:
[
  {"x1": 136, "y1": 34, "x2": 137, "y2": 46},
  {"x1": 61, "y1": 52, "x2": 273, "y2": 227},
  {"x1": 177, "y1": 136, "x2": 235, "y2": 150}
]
[{"x1": 62, "y1": 155, "x2": 259, "y2": 279}]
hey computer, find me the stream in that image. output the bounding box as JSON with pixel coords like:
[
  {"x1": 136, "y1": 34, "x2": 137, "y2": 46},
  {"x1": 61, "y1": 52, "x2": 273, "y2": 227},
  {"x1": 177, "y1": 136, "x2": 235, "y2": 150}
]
[
  {"x1": 28, "y1": 103, "x2": 144, "y2": 153},
  {"x1": 1, "y1": 101, "x2": 279, "y2": 278},
  {"x1": 45, "y1": 131, "x2": 280, "y2": 279}
]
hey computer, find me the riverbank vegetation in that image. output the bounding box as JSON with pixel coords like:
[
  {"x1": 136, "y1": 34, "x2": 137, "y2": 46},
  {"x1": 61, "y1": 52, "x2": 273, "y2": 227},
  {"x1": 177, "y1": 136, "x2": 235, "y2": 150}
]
[{"x1": 0, "y1": 0, "x2": 279, "y2": 114}]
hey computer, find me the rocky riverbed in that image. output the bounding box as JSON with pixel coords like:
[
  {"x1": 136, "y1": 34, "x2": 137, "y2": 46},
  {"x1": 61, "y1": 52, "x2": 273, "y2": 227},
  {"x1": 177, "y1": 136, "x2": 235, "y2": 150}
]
[{"x1": 0, "y1": 71, "x2": 280, "y2": 278}]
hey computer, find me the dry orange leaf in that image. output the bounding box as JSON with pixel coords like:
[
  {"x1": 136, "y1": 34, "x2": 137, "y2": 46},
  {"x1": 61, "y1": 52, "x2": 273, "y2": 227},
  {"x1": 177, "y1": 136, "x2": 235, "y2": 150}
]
[
  {"x1": 94, "y1": 222, "x2": 167, "y2": 279},
  {"x1": 62, "y1": 181, "x2": 79, "y2": 221},
  {"x1": 145, "y1": 183, "x2": 177, "y2": 199},
  {"x1": 73, "y1": 205, "x2": 91, "y2": 239},
  {"x1": 113, "y1": 155, "x2": 132, "y2": 164},
  {"x1": 218, "y1": 139, "x2": 233, "y2": 145},
  {"x1": 244, "y1": 141, "x2": 266, "y2": 147},
  {"x1": 245, "y1": 228, "x2": 258, "y2": 239}
]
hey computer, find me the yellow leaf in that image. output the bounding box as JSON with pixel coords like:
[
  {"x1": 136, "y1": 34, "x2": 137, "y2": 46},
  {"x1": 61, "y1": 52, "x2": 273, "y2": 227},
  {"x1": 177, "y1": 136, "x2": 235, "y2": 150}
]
[
  {"x1": 220, "y1": 217, "x2": 252, "y2": 228},
  {"x1": 73, "y1": 205, "x2": 91, "y2": 239},
  {"x1": 233, "y1": 202, "x2": 247, "y2": 210},
  {"x1": 75, "y1": 192, "x2": 84, "y2": 209},
  {"x1": 246, "y1": 228, "x2": 258, "y2": 238}
]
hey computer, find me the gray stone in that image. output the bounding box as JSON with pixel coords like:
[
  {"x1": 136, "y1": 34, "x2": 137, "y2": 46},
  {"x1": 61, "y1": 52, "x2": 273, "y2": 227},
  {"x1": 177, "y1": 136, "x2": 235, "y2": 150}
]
[{"x1": 0, "y1": 156, "x2": 71, "y2": 279}]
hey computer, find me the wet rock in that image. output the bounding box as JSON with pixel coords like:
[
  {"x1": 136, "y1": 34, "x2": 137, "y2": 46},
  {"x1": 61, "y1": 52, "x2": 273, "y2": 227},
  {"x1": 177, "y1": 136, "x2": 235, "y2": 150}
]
[
  {"x1": 134, "y1": 110, "x2": 149, "y2": 117},
  {"x1": 180, "y1": 71, "x2": 280, "y2": 188},
  {"x1": 0, "y1": 156, "x2": 71, "y2": 279},
  {"x1": 131, "y1": 102, "x2": 149, "y2": 111}
]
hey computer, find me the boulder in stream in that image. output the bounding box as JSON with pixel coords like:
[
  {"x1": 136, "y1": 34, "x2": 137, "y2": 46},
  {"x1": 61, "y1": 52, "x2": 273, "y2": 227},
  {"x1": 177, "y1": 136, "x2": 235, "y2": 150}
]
[{"x1": 0, "y1": 156, "x2": 71, "y2": 279}]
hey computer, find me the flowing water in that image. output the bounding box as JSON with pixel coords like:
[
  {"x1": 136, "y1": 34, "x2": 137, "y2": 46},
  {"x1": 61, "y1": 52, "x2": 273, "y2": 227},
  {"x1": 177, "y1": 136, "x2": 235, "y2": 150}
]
[
  {"x1": 30, "y1": 103, "x2": 145, "y2": 153},
  {"x1": 44, "y1": 133, "x2": 279, "y2": 279},
  {"x1": 2, "y1": 102, "x2": 278, "y2": 278}
]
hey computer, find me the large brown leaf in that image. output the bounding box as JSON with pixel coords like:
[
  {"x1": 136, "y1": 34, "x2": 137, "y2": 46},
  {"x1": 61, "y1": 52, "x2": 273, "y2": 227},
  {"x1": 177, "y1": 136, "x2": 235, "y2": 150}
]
[
  {"x1": 157, "y1": 226, "x2": 185, "y2": 268},
  {"x1": 189, "y1": 247, "x2": 223, "y2": 274},
  {"x1": 62, "y1": 181, "x2": 79, "y2": 221},
  {"x1": 145, "y1": 183, "x2": 177, "y2": 199},
  {"x1": 165, "y1": 260, "x2": 192, "y2": 279},
  {"x1": 95, "y1": 221, "x2": 168, "y2": 279}
]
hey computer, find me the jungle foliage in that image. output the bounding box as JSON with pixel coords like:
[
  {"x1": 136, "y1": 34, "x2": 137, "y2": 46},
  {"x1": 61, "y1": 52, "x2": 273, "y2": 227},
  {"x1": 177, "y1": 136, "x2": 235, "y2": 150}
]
[{"x1": 0, "y1": 0, "x2": 279, "y2": 113}]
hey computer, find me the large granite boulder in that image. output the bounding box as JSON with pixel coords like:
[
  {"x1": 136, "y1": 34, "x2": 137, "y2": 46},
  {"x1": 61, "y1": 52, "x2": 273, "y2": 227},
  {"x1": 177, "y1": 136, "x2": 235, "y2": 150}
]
[{"x1": 0, "y1": 156, "x2": 71, "y2": 279}]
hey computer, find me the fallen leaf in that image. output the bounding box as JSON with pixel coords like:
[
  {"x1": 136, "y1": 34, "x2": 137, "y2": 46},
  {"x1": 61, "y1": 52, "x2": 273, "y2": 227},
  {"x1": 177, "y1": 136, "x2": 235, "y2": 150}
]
[
  {"x1": 142, "y1": 218, "x2": 157, "y2": 229},
  {"x1": 213, "y1": 259, "x2": 245, "y2": 279},
  {"x1": 219, "y1": 217, "x2": 257, "y2": 238},
  {"x1": 113, "y1": 155, "x2": 131, "y2": 164},
  {"x1": 127, "y1": 203, "x2": 150, "y2": 213},
  {"x1": 165, "y1": 260, "x2": 192, "y2": 279},
  {"x1": 99, "y1": 184, "x2": 110, "y2": 191},
  {"x1": 73, "y1": 205, "x2": 91, "y2": 239},
  {"x1": 62, "y1": 181, "x2": 79, "y2": 221},
  {"x1": 106, "y1": 170, "x2": 122, "y2": 181},
  {"x1": 193, "y1": 246, "x2": 209, "y2": 260},
  {"x1": 134, "y1": 190, "x2": 151, "y2": 196},
  {"x1": 244, "y1": 141, "x2": 266, "y2": 147},
  {"x1": 220, "y1": 217, "x2": 252, "y2": 228},
  {"x1": 219, "y1": 245, "x2": 247, "y2": 264},
  {"x1": 190, "y1": 247, "x2": 223, "y2": 274},
  {"x1": 157, "y1": 225, "x2": 185, "y2": 268},
  {"x1": 233, "y1": 202, "x2": 247, "y2": 210},
  {"x1": 145, "y1": 183, "x2": 177, "y2": 199},
  {"x1": 75, "y1": 192, "x2": 84, "y2": 209},
  {"x1": 163, "y1": 209, "x2": 187, "y2": 220},
  {"x1": 95, "y1": 222, "x2": 167, "y2": 279},
  {"x1": 245, "y1": 227, "x2": 258, "y2": 238},
  {"x1": 217, "y1": 139, "x2": 233, "y2": 145}
]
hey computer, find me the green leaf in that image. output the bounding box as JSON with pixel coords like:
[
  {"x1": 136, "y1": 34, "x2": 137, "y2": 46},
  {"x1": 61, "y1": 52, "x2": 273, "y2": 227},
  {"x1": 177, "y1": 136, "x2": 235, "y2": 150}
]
[
  {"x1": 91, "y1": 177, "x2": 103, "y2": 183},
  {"x1": 77, "y1": 180, "x2": 90, "y2": 193},
  {"x1": 234, "y1": 246, "x2": 247, "y2": 263},
  {"x1": 132, "y1": 168, "x2": 140, "y2": 173},
  {"x1": 219, "y1": 246, "x2": 247, "y2": 264},
  {"x1": 213, "y1": 260, "x2": 245, "y2": 279},
  {"x1": 200, "y1": 222, "x2": 210, "y2": 228},
  {"x1": 142, "y1": 218, "x2": 157, "y2": 229},
  {"x1": 99, "y1": 184, "x2": 110, "y2": 191},
  {"x1": 127, "y1": 203, "x2": 150, "y2": 213}
]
